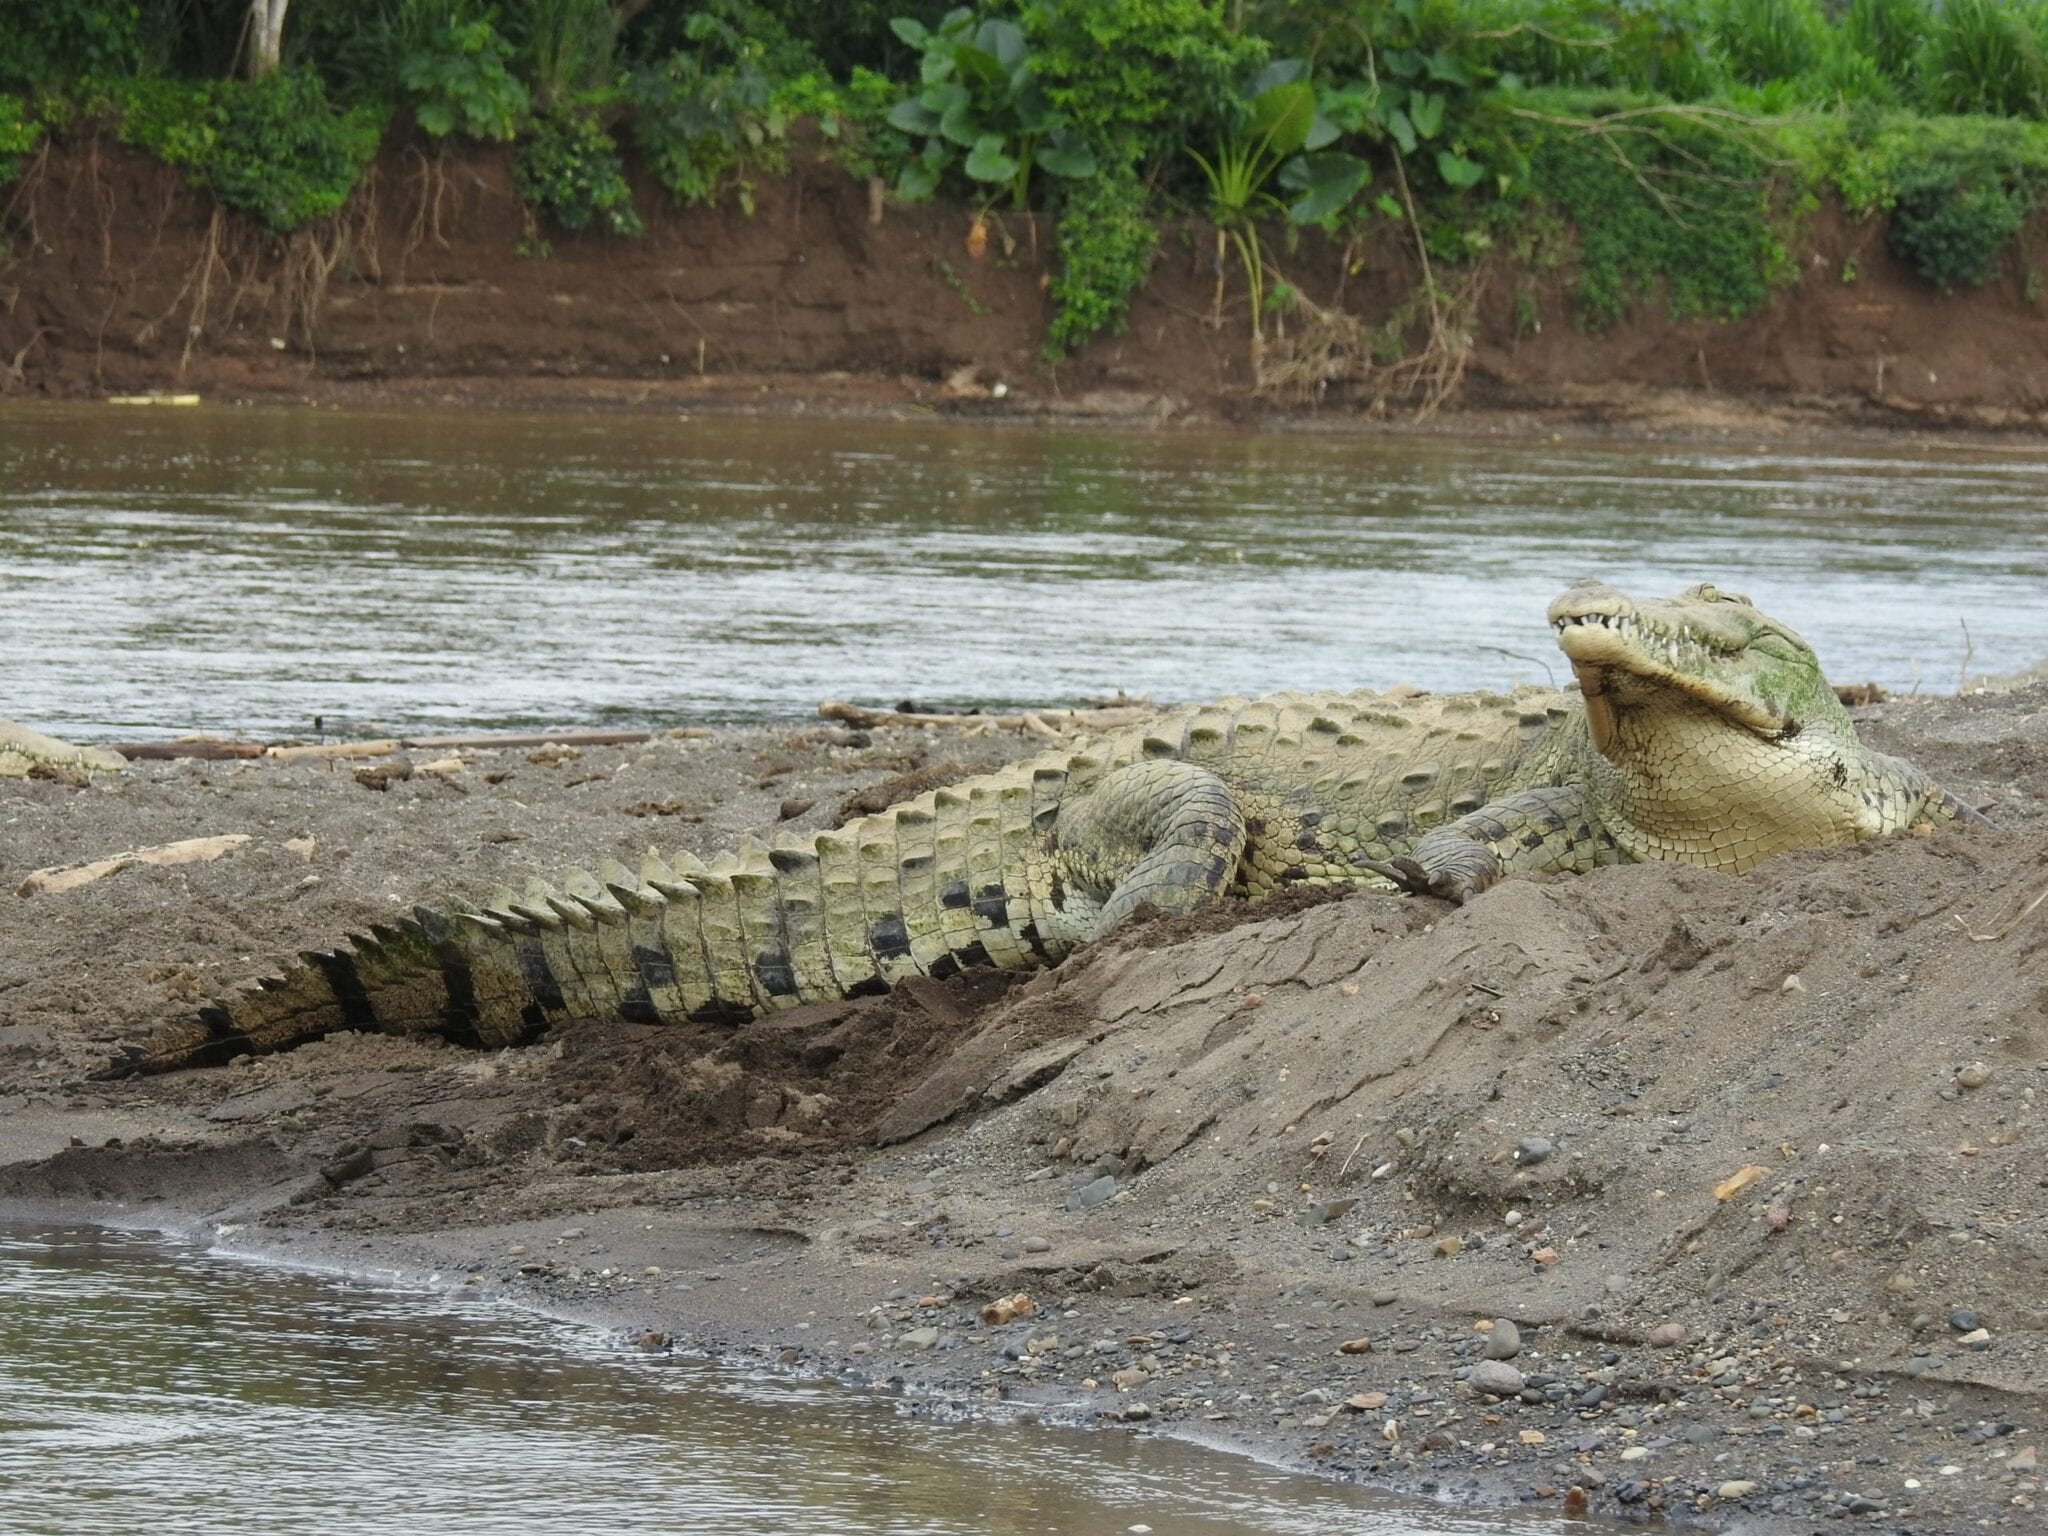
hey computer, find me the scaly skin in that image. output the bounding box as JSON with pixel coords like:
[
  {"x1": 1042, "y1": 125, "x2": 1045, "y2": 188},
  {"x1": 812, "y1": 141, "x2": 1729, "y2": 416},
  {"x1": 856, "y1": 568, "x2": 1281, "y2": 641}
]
[
  {"x1": 98, "y1": 582, "x2": 1977, "y2": 1077},
  {"x1": 1, "y1": 718, "x2": 126, "y2": 780}
]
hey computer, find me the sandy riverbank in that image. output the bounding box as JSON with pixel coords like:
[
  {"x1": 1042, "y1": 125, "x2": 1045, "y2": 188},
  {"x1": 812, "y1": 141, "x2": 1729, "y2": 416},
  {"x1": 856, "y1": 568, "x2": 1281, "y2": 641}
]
[{"x1": 2, "y1": 687, "x2": 2045, "y2": 1531}]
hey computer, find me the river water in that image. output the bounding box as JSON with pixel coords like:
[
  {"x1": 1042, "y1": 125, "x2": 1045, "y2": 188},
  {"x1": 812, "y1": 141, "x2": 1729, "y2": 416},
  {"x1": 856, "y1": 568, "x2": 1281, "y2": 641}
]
[
  {"x1": 2, "y1": 405, "x2": 2046, "y2": 740},
  {"x1": 0, "y1": 1226, "x2": 1566, "y2": 1536}
]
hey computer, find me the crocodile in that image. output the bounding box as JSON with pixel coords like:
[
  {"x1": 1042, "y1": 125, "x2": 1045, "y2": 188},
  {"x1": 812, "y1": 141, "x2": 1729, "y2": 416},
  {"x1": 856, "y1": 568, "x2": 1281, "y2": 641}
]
[
  {"x1": 97, "y1": 580, "x2": 1980, "y2": 1077},
  {"x1": 1, "y1": 718, "x2": 127, "y2": 780}
]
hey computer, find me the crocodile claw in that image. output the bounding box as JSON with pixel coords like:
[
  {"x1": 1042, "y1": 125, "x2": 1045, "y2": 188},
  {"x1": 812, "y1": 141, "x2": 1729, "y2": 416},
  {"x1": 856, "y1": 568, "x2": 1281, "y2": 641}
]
[{"x1": 1359, "y1": 852, "x2": 1497, "y2": 905}]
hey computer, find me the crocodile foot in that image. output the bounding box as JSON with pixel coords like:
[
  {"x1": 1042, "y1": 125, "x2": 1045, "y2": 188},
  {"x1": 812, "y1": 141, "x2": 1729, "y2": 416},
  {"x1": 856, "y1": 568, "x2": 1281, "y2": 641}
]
[{"x1": 1360, "y1": 847, "x2": 1501, "y2": 905}]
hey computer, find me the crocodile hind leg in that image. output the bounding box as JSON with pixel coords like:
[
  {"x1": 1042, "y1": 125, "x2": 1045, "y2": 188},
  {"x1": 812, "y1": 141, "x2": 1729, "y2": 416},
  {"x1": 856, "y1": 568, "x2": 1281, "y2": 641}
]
[
  {"x1": 1365, "y1": 785, "x2": 1623, "y2": 904},
  {"x1": 1039, "y1": 760, "x2": 1248, "y2": 944}
]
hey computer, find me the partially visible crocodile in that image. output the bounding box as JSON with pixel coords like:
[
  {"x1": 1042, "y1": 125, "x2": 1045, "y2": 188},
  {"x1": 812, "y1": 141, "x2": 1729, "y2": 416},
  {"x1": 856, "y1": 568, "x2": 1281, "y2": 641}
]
[
  {"x1": 1, "y1": 718, "x2": 127, "y2": 780},
  {"x1": 98, "y1": 581, "x2": 1980, "y2": 1077}
]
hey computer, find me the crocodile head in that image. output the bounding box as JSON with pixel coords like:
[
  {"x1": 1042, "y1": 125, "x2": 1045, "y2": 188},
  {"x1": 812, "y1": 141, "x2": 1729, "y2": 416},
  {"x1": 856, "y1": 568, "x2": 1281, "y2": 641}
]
[{"x1": 1546, "y1": 581, "x2": 1843, "y2": 759}]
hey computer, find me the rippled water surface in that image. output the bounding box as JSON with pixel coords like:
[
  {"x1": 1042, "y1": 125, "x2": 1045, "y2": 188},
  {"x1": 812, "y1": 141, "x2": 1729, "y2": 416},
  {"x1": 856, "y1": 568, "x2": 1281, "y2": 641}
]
[
  {"x1": 2, "y1": 405, "x2": 2045, "y2": 739},
  {"x1": 0, "y1": 1226, "x2": 1573, "y2": 1536}
]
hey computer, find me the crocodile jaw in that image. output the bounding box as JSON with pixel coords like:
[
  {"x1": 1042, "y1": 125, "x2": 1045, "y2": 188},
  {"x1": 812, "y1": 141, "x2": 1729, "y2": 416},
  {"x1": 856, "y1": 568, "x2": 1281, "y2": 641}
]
[{"x1": 1548, "y1": 586, "x2": 1787, "y2": 759}]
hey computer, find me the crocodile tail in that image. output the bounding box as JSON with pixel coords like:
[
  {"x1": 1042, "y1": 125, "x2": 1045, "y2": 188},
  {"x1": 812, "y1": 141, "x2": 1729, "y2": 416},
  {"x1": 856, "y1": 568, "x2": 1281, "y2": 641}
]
[
  {"x1": 92, "y1": 772, "x2": 1055, "y2": 1077},
  {"x1": 90, "y1": 896, "x2": 568, "y2": 1079}
]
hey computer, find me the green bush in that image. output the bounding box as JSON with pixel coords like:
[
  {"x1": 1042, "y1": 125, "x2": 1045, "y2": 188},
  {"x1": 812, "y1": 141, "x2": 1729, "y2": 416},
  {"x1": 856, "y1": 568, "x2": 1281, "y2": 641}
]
[
  {"x1": 109, "y1": 72, "x2": 384, "y2": 232},
  {"x1": 0, "y1": 90, "x2": 41, "y2": 185},
  {"x1": 1842, "y1": 0, "x2": 1931, "y2": 88},
  {"x1": 1922, "y1": 0, "x2": 2048, "y2": 117},
  {"x1": 0, "y1": 0, "x2": 152, "y2": 90},
  {"x1": 400, "y1": 18, "x2": 530, "y2": 140},
  {"x1": 885, "y1": 7, "x2": 1095, "y2": 208},
  {"x1": 1526, "y1": 99, "x2": 1792, "y2": 327},
  {"x1": 1890, "y1": 168, "x2": 2028, "y2": 291},
  {"x1": 514, "y1": 107, "x2": 642, "y2": 234},
  {"x1": 629, "y1": 41, "x2": 788, "y2": 209},
  {"x1": 1045, "y1": 154, "x2": 1156, "y2": 355},
  {"x1": 1819, "y1": 109, "x2": 2048, "y2": 290},
  {"x1": 501, "y1": 0, "x2": 617, "y2": 107},
  {"x1": 1709, "y1": 0, "x2": 1831, "y2": 86}
]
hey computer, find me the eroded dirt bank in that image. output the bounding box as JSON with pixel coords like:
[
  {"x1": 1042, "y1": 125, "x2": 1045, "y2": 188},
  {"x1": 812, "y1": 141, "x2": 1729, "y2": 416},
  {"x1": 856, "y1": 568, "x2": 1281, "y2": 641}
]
[
  {"x1": 2, "y1": 689, "x2": 2046, "y2": 1532},
  {"x1": 8, "y1": 133, "x2": 2048, "y2": 431}
]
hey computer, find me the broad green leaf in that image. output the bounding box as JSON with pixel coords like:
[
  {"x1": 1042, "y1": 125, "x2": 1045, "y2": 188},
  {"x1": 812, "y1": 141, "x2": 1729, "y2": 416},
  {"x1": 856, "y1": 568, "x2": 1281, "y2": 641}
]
[
  {"x1": 417, "y1": 101, "x2": 454, "y2": 138},
  {"x1": 963, "y1": 133, "x2": 1018, "y2": 184},
  {"x1": 889, "y1": 17, "x2": 929, "y2": 48},
  {"x1": 1036, "y1": 137, "x2": 1096, "y2": 178},
  {"x1": 1408, "y1": 91, "x2": 1445, "y2": 139},
  {"x1": 1248, "y1": 80, "x2": 1316, "y2": 157},
  {"x1": 1436, "y1": 150, "x2": 1484, "y2": 188},
  {"x1": 1303, "y1": 108, "x2": 1339, "y2": 152},
  {"x1": 1248, "y1": 57, "x2": 1309, "y2": 95},
  {"x1": 1383, "y1": 48, "x2": 1422, "y2": 80},
  {"x1": 1425, "y1": 49, "x2": 1474, "y2": 86},
  {"x1": 977, "y1": 18, "x2": 1026, "y2": 72},
  {"x1": 896, "y1": 159, "x2": 940, "y2": 201},
  {"x1": 1382, "y1": 104, "x2": 1418, "y2": 154},
  {"x1": 886, "y1": 97, "x2": 939, "y2": 133},
  {"x1": 1375, "y1": 192, "x2": 1403, "y2": 219},
  {"x1": 1280, "y1": 150, "x2": 1372, "y2": 224},
  {"x1": 936, "y1": 91, "x2": 979, "y2": 147},
  {"x1": 954, "y1": 42, "x2": 1005, "y2": 87}
]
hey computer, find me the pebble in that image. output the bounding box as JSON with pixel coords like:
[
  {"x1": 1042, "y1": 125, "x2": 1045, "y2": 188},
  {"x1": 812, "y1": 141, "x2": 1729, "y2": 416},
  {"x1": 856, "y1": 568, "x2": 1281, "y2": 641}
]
[
  {"x1": 1432, "y1": 1236, "x2": 1464, "y2": 1259},
  {"x1": 1647, "y1": 1321, "x2": 1687, "y2": 1347},
  {"x1": 2008, "y1": 1445, "x2": 2038, "y2": 1472},
  {"x1": 1514, "y1": 1136, "x2": 1554, "y2": 1166},
  {"x1": 899, "y1": 1327, "x2": 939, "y2": 1349},
  {"x1": 1949, "y1": 1308, "x2": 1982, "y2": 1332},
  {"x1": 1467, "y1": 1360, "x2": 1524, "y2": 1396},
  {"x1": 1717, "y1": 1479, "x2": 1758, "y2": 1499},
  {"x1": 1956, "y1": 1061, "x2": 1993, "y2": 1089},
  {"x1": 1619, "y1": 1445, "x2": 1649, "y2": 1462},
  {"x1": 1066, "y1": 1175, "x2": 1116, "y2": 1210},
  {"x1": 1483, "y1": 1319, "x2": 1522, "y2": 1360},
  {"x1": 1022, "y1": 1236, "x2": 1052, "y2": 1253},
  {"x1": 1371, "y1": 1289, "x2": 1399, "y2": 1306}
]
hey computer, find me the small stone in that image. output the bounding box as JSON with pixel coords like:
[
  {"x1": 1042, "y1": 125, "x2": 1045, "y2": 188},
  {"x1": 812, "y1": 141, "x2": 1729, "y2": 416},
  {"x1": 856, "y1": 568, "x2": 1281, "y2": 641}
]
[
  {"x1": 1484, "y1": 1319, "x2": 1522, "y2": 1360},
  {"x1": 900, "y1": 1327, "x2": 940, "y2": 1349},
  {"x1": 1066, "y1": 1175, "x2": 1116, "y2": 1211},
  {"x1": 2007, "y1": 1445, "x2": 2038, "y2": 1472},
  {"x1": 1514, "y1": 1136, "x2": 1554, "y2": 1166},
  {"x1": 1302, "y1": 1197, "x2": 1356, "y2": 1227},
  {"x1": 1338, "y1": 1337, "x2": 1374, "y2": 1355},
  {"x1": 1432, "y1": 1236, "x2": 1464, "y2": 1259},
  {"x1": 1022, "y1": 1236, "x2": 1052, "y2": 1254},
  {"x1": 1956, "y1": 1062, "x2": 1993, "y2": 1089},
  {"x1": 1345, "y1": 1391, "x2": 1388, "y2": 1411},
  {"x1": 1467, "y1": 1360, "x2": 1524, "y2": 1396},
  {"x1": 1717, "y1": 1480, "x2": 1757, "y2": 1499},
  {"x1": 1647, "y1": 1322, "x2": 1687, "y2": 1348},
  {"x1": 1518, "y1": 1429, "x2": 1547, "y2": 1445},
  {"x1": 1960, "y1": 1327, "x2": 1991, "y2": 1349},
  {"x1": 1531, "y1": 1247, "x2": 1560, "y2": 1266},
  {"x1": 1371, "y1": 1288, "x2": 1399, "y2": 1306},
  {"x1": 1619, "y1": 1445, "x2": 1649, "y2": 1462},
  {"x1": 1949, "y1": 1308, "x2": 1982, "y2": 1333}
]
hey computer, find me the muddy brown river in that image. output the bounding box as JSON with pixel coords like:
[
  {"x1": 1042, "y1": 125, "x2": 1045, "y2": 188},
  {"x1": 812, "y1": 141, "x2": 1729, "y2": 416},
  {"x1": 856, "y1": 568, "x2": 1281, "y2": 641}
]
[
  {"x1": 0, "y1": 1226, "x2": 1581, "y2": 1536},
  {"x1": 2, "y1": 405, "x2": 2045, "y2": 740}
]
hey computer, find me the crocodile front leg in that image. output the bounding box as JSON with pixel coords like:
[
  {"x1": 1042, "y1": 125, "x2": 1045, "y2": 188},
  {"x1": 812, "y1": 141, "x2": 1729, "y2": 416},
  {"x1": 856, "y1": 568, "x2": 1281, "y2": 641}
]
[
  {"x1": 1365, "y1": 785, "x2": 1622, "y2": 904},
  {"x1": 1040, "y1": 760, "x2": 1249, "y2": 943}
]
